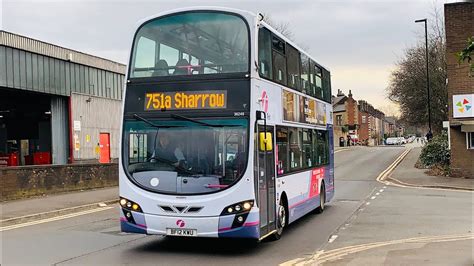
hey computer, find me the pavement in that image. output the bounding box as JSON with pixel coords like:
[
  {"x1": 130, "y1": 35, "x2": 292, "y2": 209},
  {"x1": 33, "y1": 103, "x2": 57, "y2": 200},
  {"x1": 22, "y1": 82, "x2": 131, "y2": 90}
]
[
  {"x1": 0, "y1": 187, "x2": 118, "y2": 225},
  {"x1": 388, "y1": 146, "x2": 474, "y2": 191}
]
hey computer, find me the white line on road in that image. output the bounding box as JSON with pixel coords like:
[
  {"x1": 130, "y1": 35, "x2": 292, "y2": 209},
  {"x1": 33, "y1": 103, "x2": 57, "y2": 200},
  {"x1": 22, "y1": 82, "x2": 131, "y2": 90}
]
[
  {"x1": 0, "y1": 206, "x2": 114, "y2": 232},
  {"x1": 328, "y1": 235, "x2": 338, "y2": 243},
  {"x1": 379, "y1": 189, "x2": 384, "y2": 192},
  {"x1": 376, "y1": 192, "x2": 380, "y2": 195},
  {"x1": 370, "y1": 196, "x2": 376, "y2": 200}
]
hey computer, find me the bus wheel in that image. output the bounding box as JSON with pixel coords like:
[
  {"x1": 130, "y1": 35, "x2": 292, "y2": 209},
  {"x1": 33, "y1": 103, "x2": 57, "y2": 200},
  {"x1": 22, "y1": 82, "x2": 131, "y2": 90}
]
[
  {"x1": 314, "y1": 183, "x2": 325, "y2": 214},
  {"x1": 271, "y1": 201, "x2": 287, "y2": 240}
]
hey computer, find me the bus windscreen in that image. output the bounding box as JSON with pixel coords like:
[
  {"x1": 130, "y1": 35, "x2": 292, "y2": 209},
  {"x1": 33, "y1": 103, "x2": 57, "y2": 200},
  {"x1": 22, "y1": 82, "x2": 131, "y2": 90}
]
[{"x1": 130, "y1": 12, "x2": 249, "y2": 78}]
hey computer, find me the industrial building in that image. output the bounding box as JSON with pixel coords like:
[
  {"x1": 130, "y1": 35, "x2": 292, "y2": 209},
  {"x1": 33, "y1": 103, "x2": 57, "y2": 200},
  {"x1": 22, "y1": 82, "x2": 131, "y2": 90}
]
[{"x1": 0, "y1": 30, "x2": 125, "y2": 167}]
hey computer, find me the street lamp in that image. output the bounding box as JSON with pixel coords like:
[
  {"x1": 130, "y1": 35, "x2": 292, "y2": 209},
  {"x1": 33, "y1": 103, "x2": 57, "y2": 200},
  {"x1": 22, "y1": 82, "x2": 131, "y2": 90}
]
[{"x1": 415, "y1": 18, "x2": 433, "y2": 140}]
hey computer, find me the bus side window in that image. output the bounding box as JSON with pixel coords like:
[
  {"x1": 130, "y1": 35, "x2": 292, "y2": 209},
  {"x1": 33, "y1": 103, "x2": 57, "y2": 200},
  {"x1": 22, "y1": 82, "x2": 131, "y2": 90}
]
[
  {"x1": 286, "y1": 44, "x2": 301, "y2": 91},
  {"x1": 308, "y1": 60, "x2": 316, "y2": 97},
  {"x1": 314, "y1": 65, "x2": 323, "y2": 100},
  {"x1": 288, "y1": 127, "x2": 302, "y2": 171},
  {"x1": 316, "y1": 130, "x2": 328, "y2": 165},
  {"x1": 272, "y1": 35, "x2": 287, "y2": 85},
  {"x1": 300, "y1": 54, "x2": 310, "y2": 94},
  {"x1": 276, "y1": 127, "x2": 288, "y2": 175},
  {"x1": 258, "y1": 27, "x2": 273, "y2": 79},
  {"x1": 302, "y1": 129, "x2": 313, "y2": 168}
]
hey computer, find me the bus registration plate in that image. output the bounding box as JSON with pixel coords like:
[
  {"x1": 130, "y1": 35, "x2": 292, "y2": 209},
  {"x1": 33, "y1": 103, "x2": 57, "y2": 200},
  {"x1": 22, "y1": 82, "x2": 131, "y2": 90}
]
[{"x1": 166, "y1": 228, "x2": 197, "y2": 237}]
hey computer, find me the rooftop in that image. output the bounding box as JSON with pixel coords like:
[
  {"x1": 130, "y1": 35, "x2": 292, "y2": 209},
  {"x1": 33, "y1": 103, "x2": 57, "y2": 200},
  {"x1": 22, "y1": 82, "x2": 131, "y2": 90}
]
[{"x1": 0, "y1": 30, "x2": 126, "y2": 74}]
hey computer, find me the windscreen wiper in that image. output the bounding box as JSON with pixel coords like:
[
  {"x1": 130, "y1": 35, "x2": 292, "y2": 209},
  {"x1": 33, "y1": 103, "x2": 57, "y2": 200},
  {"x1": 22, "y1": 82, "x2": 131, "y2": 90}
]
[
  {"x1": 132, "y1": 114, "x2": 180, "y2": 128},
  {"x1": 170, "y1": 114, "x2": 216, "y2": 127},
  {"x1": 170, "y1": 114, "x2": 239, "y2": 127}
]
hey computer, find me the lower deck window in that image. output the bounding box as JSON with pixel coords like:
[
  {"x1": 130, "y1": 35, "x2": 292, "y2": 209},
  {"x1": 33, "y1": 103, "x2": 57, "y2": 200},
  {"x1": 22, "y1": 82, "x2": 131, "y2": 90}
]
[{"x1": 276, "y1": 126, "x2": 330, "y2": 176}]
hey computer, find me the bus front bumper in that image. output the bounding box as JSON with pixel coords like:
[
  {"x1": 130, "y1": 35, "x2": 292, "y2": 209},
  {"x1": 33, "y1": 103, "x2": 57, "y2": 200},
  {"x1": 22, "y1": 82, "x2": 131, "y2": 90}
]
[{"x1": 120, "y1": 209, "x2": 260, "y2": 239}]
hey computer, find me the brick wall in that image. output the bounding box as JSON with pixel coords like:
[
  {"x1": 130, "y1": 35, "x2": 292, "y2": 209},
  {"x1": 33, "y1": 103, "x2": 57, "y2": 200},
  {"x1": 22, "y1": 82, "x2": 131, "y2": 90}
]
[
  {"x1": 445, "y1": 2, "x2": 474, "y2": 119},
  {"x1": 347, "y1": 98, "x2": 358, "y2": 126},
  {"x1": 359, "y1": 111, "x2": 369, "y2": 144},
  {"x1": 445, "y1": 2, "x2": 474, "y2": 178},
  {"x1": 0, "y1": 163, "x2": 118, "y2": 201}
]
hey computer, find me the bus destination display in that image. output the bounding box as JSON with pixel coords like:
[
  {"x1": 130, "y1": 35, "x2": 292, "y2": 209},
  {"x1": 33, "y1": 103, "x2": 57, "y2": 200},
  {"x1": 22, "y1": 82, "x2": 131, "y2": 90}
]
[{"x1": 145, "y1": 90, "x2": 227, "y2": 110}]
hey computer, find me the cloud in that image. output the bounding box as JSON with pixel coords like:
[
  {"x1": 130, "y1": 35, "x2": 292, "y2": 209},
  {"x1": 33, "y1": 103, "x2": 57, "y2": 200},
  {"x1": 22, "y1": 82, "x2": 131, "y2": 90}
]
[{"x1": 2, "y1": 0, "x2": 443, "y2": 111}]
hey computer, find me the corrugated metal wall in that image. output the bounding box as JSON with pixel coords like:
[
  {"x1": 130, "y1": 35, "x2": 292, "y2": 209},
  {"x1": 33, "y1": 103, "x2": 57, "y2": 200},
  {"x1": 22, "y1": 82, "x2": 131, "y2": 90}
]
[
  {"x1": 51, "y1": 96, "x2": 69, "y2": 164},
  {"x1": 0, "y1": 31, "x2": 126, "y2": 74},
  {"x1": 0, "y1": 45, "x2": 125, "y2": 100},
  {"x1": 71, "y1": 93, "x2": 122, "y2": 160}
]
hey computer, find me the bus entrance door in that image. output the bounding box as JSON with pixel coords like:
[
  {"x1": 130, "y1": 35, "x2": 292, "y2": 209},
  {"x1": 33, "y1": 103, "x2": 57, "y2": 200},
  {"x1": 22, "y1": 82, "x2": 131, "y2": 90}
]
[{"x1": 256, "y1": 125, "x2": 276, "y2": 237}]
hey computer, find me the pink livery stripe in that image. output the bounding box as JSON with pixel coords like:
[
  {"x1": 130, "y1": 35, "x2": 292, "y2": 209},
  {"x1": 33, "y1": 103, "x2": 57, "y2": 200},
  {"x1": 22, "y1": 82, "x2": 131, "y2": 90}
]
[
  {"x1": 218, "y1": 220, "x2": 259, "y2": 232},
  {"x1": 120, "y1": 217, "x2": 147, "y2": 228}
]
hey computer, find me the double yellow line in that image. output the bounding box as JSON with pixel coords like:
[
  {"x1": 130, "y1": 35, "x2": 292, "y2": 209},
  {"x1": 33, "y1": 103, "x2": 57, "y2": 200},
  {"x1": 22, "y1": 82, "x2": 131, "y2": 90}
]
[
  {"x1": 376, "y1": 148, "x2": 411, "y2": 186},
  {"x1": 294, "y1": 233, "x2": 474, "y2": 265}
]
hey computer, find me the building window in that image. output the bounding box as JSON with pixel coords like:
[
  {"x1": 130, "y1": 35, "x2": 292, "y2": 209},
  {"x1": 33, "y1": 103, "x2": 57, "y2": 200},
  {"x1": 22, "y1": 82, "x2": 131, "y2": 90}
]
[
  {"x1": 468, "y1": 132, "x2": 474, "y2": 149},
  {"x1": 336, "y1": 115, "x2": 343, "y2": 126}
]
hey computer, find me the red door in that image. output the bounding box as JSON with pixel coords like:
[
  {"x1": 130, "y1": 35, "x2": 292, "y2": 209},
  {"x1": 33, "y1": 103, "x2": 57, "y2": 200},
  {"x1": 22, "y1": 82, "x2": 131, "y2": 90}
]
[{"x1": 99, "y1": 133, "x2": 110, "y2": 163}]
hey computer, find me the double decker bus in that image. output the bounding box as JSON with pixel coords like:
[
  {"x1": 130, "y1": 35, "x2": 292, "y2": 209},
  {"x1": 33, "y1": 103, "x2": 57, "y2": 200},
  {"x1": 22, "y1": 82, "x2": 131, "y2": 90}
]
[{"x1": 119, "y1": 7, "x2": 334, "y2": 241}]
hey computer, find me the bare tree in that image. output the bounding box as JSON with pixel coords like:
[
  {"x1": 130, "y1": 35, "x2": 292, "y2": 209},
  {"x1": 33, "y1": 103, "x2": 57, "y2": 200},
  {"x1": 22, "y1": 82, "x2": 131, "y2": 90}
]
[
  {"x1": 387, "y1": 9, "x2": 447, "y2": 133},
  {"x1": 261, "y1": 13, "x2": 309, "y2": 52}
]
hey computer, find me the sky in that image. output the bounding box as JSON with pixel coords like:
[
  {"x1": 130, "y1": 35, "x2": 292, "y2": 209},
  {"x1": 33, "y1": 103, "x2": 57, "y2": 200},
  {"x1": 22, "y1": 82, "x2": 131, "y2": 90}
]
[{"x1": 1, "y1": 0, "x2": 453, "y2": 116}]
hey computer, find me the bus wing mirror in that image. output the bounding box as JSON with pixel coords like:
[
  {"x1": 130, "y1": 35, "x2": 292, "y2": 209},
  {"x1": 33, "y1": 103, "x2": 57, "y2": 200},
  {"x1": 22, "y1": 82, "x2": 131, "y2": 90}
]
[{"x1": 259, "y1": 132, "x2": 273, "y2": 151}]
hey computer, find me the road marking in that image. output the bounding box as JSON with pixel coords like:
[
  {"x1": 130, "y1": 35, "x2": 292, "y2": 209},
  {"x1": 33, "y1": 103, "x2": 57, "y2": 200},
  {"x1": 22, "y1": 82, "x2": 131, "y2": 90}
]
[
  {"x1": 379, "y1": 189, "x2": 384, "y2": 192},
  {"x1": 376, "y1": 148, "x2": 411, "y2": 184},
  {"x1": 328, "y1": 235, "x2": 338, "y2": 243},
  {"x1": 370, "y1": 196, "x2": 376, "y2": 200},
  {"x1": 365, "y1": 202, "x2": 370, "y2": 205},
  {"x1": 374, "y1": 148, "x2": 473, "y2": 193},
  {"x1": 293, "y1": 233, "x2": 474, "y2": 265},
  {"x1": 0, "y1": 206, "x2": 113, "y2": 232}
]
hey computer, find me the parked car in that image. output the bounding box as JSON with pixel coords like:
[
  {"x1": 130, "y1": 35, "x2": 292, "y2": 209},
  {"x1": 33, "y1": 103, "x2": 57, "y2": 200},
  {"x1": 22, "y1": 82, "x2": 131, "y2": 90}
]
[
  {"x1": 386, "y1": 137, "x2": 400, "y2": 145},
  {"x1": 398, "y1": 137, "x2": 406, "y2": 144}
]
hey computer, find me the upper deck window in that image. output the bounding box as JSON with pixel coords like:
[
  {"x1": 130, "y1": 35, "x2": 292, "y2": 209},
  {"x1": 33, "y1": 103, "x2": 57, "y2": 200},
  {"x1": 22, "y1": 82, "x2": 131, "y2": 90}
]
[{"x1": 130, "y1": 12, "x2": 249, "y2": 78}]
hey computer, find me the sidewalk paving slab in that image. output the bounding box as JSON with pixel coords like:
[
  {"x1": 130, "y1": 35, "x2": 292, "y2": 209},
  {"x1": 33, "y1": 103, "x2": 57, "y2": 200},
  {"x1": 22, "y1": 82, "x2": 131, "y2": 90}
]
[
  {"x1": 389, "y1": 147, "x2": 474, "y2": 190},
  {"x1": 0, "y1": 186, "x2": 118, "y2": 221}
]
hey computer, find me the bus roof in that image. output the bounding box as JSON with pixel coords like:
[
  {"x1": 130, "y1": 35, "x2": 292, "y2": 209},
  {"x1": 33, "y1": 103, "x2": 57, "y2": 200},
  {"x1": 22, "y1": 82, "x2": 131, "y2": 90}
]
[{"x1": 131, "y1": 6, "x2": 330, "y2": 73}]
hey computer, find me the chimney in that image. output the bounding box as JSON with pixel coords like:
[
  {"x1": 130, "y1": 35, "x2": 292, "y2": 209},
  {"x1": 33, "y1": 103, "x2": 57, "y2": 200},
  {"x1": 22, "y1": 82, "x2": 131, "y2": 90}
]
[
  {"x1": 337, "y1": 89, "x2": 344, "y2": 97},
  {"x1": 348, "y1": 90, "x2": 353, "y2": 98}
]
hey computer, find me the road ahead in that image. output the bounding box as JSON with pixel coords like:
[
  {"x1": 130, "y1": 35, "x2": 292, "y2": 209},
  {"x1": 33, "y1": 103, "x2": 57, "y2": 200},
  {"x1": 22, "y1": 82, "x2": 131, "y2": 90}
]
[{"x1": 2, "y1": 146, "x2": 406, "y2": 265}]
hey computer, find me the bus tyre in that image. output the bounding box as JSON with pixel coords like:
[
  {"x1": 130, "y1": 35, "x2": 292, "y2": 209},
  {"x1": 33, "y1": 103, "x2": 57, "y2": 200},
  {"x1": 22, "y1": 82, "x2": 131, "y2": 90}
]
[
  {"x1": 314, "y1": 184, "x2": 325, "y2": 214},
  {"x1": 271, "y1": 201, "x2": 287, "y2": 241}
]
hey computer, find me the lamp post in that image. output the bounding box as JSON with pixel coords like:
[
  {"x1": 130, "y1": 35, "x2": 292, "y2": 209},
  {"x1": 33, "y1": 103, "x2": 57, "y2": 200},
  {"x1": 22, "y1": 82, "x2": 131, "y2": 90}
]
[{"x1": 415, "y1": 18, "x2": 432, "y2": 140}]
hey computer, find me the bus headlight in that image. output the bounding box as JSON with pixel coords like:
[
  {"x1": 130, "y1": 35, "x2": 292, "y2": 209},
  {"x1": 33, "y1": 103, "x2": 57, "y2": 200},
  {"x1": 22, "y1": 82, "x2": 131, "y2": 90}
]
[
  {"x1": 221, "y1": 200, "x2": 254, "y2": 216},
  {"x1": 119, "y1": 197, "x2": 143, "y2": 213}
]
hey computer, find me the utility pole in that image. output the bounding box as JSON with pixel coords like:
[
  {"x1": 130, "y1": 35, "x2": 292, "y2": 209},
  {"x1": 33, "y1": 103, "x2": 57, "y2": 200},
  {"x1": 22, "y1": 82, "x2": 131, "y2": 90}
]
[{"x1": 415, "y1": 18, "x2": 433, "y2": 140}]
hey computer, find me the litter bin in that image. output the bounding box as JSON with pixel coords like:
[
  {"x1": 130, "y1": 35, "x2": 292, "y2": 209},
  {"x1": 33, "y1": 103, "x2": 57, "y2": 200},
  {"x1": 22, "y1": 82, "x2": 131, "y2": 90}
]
[{"x1": 339, "y1": 137, "x2": 345, "y2": 147}]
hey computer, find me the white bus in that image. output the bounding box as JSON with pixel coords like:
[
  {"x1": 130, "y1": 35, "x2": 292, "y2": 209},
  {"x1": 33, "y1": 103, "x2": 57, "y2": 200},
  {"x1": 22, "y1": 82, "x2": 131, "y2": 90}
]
[{"x1": 119, "y1": 6, "x2": 334, "y2": 241}]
